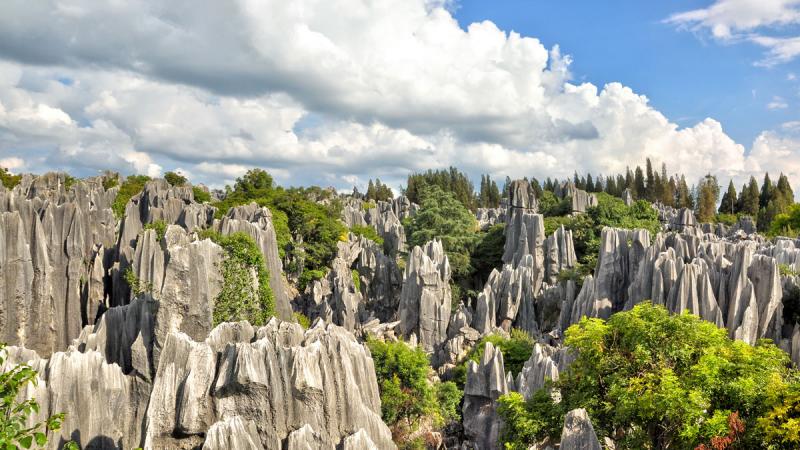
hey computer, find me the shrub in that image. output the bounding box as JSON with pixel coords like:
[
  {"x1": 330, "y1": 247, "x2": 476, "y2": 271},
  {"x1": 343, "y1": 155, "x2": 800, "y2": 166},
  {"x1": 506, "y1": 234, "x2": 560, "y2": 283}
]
[
  {"x1": 0, "y1": 167, "x2": 22, "y2": 190},
  {"x1": 366, "y1": 338, "x2": 463, "y2": 436},
  {"x1": 0, "y1": 343, "x2": 71, "y2": 450},
  {"x1": 497, "y1": 303, "x2": 800, "y2": 449},
  {"x1": 298, "y1": 269, "x2": 326, "y2": 291},
  {"x1": 350, "y1": 224, "x2": 384, "y2": 245},
  {"x1": 63, "y1": 174, "x2": 78, "y2": 191},
  {"x1": 199, "y1": 230, "x2": 275, "y2": 326},
  {"x1": 293, "y1": 312, "x2": 311, "y2": 329},
  {"x1": 192, "y1": 186, "x2": 211, "y2": 203},
  {"x1": 164, "y1": 171, "x2": 187, "y2": 186},
  {"x1": 102, "y1": 174, "x2": 119, "y2": 190},
  {"x1": 123, "y1": 268, "x2": 153, "y2": 297},
  {"x1": 112, "y1": 175, "x2": 151, "y2": 218},
  {"x1": 453, "y1": 329, "x2": 534, "y2": 388},
  {"x1": 351, "y1": 269, "x2": 361, "y2": 291},
  {"x1": 144, "y1": 220, "x2": 168, "y2": 242},
  {"x1": 715, "y1": 213, "x2": 738, "y2": 226}
]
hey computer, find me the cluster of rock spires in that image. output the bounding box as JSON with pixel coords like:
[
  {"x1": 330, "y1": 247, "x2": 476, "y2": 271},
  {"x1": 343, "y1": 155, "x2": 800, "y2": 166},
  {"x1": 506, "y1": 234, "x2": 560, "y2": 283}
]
[
  {"x1": 5, "y1": 172, "x2": 800, "y2": 449},
  {"x1": 2, "y1": 174, "x2": 394, "y2": 449}
]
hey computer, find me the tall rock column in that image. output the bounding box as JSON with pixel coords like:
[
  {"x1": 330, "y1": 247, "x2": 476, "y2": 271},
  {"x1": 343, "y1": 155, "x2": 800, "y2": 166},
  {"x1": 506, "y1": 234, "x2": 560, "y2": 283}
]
[{"x1": 397, "y1": 240, "x2": 451, "y2": 352}]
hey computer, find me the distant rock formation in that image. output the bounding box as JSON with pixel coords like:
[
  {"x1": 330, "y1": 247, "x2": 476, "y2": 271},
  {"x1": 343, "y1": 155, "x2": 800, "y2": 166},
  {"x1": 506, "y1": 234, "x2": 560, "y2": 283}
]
[{"x1": 462, "y1": 342, "x2": 509, "y2": 450}]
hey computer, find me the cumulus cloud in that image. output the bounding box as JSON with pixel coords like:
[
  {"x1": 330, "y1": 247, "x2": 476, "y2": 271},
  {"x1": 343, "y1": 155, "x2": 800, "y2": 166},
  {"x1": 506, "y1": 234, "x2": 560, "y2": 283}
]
[
  {"x1": 667, "y1": 0, "x2": 800, "y2": 66},
  {"x1": 0, "y1": 0, "x2": 797, "y2": 194}
]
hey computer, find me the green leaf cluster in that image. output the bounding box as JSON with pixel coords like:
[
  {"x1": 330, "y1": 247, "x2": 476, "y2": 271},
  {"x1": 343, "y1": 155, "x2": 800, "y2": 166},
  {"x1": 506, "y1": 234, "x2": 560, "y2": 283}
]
[
  {"x1": 0, "y1": 343, "x2": 68, "y2": 449},
  {"x1": 123, "y1": 268, "x2": 153, "y2": 297},
  {"x1": 404, "y1": 167, "x2": 477, "y2": 210},
  {"x1": 0, "y1": 168, "x2": 22, "y2": 190},
  {"x1": 163, "y1": 171, "x2": 188, "y2": 187},
  {"x1": 111, "y1": 175, "x2": 151, "y2": 218},
  {"x1": 452, "y1": 329, "x2": 534, "y2": 388},
  {"x1": 143, "y1": 220, "x2": 167, "y2": 242},
  {"x1": 496, "y1": 303, "x2": 800, "y2": 449},
  {"x1": 192, "y1": 186, "x2": 211, "y2": 203},
  {"x1": 349, "y1": 224, "x2": 384, "y2": 246},
  {"x1": 199, "y1": 230, "x2": 275, "y2": 326},
  {"x1": 366, "y1": 338, "x2": 463, "y2": 440}
]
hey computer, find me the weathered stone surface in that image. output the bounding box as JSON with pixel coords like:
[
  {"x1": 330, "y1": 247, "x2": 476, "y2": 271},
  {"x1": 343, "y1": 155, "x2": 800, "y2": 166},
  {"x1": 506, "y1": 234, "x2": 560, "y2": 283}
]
[
  {"x1": 462, "y1": 342, "x2": 508, "y2": 450},
  {"x1": 515, "y1": 343, "x2": 573, "y2": 400},
  {"x1": 144, "y1": 319, "x2": 395, "y2": 449},
  {"x1": 503, "y1": 211, "x2": 545, "y2": 267},
  {"x1": 398, "y1": 239, "x2": 452, "y2": 352},
  {"x1": 203, "y1": 417, "x2": 265, "y2": 450},
  {"x1": 560, "y1": 408, "x2": 602, "y2": 450},
  {"x1": 476, "y1": 207, "x2": 506, "y2": 230}
]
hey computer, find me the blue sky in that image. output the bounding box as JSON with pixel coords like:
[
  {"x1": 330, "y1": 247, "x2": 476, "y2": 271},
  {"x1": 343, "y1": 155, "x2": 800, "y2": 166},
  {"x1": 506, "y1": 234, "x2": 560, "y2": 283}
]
[{"x1": 455, "y1": 0, "x2": 799, "y2": 145}]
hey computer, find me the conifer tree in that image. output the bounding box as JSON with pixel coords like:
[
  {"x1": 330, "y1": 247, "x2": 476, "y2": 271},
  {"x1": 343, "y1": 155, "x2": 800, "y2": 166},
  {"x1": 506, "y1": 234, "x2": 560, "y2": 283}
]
[
  {"x1": 718, "y1": 180, "x2": 737, "y2": 215},
  {"x1": 760, "y1": 173, "x2": 775, "y2": 210},
  {"x1": 738, "y1": 177, "x2": 760, "y2": 216}
]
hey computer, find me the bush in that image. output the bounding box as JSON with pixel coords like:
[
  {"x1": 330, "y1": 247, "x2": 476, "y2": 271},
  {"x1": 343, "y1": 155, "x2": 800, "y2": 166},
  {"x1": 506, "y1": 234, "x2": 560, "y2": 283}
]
[
  {"x1": 199, "y1": 230, "x2": 275, "y2": 326},
  {"x1": 293, "y1": 312, "x2": 311, "y2": 329},
  {"x1": 144, "y1": 220, "x2": 167, "y2": 242},
  {"x1": 112, "y1": 175, "x2": 151, "y2": 218},
  {"x1": 63, "y1": 174, "x2": 78, "y2": 191},
  {"x1": 123, "y1": 268, "x2": 153, "y2": 297},
  {"x1": 352, "y1": 269, "x2": 361, "y2": 291},
  {"x1": 771, "y1": 204, "x2": 800, "y2": 237},
  {"x1": 164, "y1": 171, "x2": 188, "y2": 186},
  {"x1": 0, "y1": 343, "x2": 71, "y2": 449},
  {"x1": 102, "y1": 174, "x2": 119, "y2": 190},
  {"x1": 0, "y1": 167, "x2": 22, "y2": 190},
  {"x1": 298, "y1": 269, "x2": 326, "y2": 291},
  {"x1": 538, "y1": 191, "x2": 571, "y2": 217},
  {"x1": 715, "y1": 213, "x2": 738, "y2": 226},
  {"x1": 366, "y1": 338, "x2": 463, "y2": 435},
  {"x1": 350, "y1": 224, "x2": 384, "y2": 245},
  {"x1": 192, "y1": 186, "x2": 211, "y2": 203},
  {"x1": 497, "y1": 303, "x2": 800, "y2": 449},
  {"x1": 453, "y1": 329, "x2": 534, "y2": 388}
]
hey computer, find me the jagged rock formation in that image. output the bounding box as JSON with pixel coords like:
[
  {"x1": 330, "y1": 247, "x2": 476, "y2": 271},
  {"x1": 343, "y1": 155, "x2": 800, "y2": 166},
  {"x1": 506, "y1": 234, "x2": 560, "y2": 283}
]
[
  {"x1": 0, "y1": 172, "x2": 118, "y2": 354},
  {"x1": 559, "y1": 408, "x2": 602, "y2": 450},
  {"x1": 462, "y1": 342, "x2": 509, "y2": 450},
  {"x1": 145, "y1": 319, "x2": 394, "y2": 449},
  {"x1": 476, "y1": 207, "x2": 506, "y2": 230},
  {"x1": 554, "y1": 181, "x2": 598, "y2": 213},
  {"x1": 341, "y1": 195, "x2": 418, "y2": 258},
  {"x1": 622, "y1": 188, "x2": 634, "y2": 206},
  {"x1": 515, "y1": 343, "x2": 573, "y2": 400},
  {"x1": 398, "y1": 240, "x2": 452, "y2": 352}
]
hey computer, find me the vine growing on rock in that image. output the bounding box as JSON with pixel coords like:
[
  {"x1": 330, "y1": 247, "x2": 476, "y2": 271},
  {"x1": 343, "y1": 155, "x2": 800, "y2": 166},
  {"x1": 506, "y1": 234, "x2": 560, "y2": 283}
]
[{"x1": 199, "y1": 230, "x2": 275, "y2": 326}]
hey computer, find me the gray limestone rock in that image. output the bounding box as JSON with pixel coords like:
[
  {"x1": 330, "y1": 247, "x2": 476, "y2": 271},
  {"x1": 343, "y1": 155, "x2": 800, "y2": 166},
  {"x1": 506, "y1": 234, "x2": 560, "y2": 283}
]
[
  {"x1": 462, "y1": 342, "x2": 509, "y2": 450},
  {"x1": 398, "y1": 239, "x2": 452, "y2": 352},
  {"x1": 560, "y1": 408, "x2": 602, "y2": 450}
]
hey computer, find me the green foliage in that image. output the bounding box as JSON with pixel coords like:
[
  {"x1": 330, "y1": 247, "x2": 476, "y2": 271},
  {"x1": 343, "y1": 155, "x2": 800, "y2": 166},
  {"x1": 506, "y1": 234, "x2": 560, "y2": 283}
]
[
  {"x1": 478, "y1": 174, "x2": 501, "y2": 208},
  {"x1": 538, "y1": 190, "x2": 571, "y2": 217},
  {"x1": 199, "y1": 230, "x2": 275, "y2": 326},
  {"x1": 123, "y1": 268, "x2": 153, "y2": 297},
  {"x1": 783, "y1": 283, "x2": 800, "y2": 327},
  {"x1": 759, "y1": 383, "x2": 800, "y2": 447},
  {"x1": 0, "y1": 343, "x2": 67, "y2": 449},
  {"x1": 695, "y1": 175, "x2": 720, "y2": 222},
  {"x1": 497, "y1": 303, "x2": 800, "y2": 449},
  {"x1": 715, "y1": 213, "x2": 738, "y2": 226},
  {"x1": 496, "y1": 390, "x2": 564, "y2": 450},
  {"x1": 771, "y1": 204, "x2": 800, "y2": 237},
  {"x1": 362, "y1": 200, "x2": 377, "y2": 211},
  {"x1": 349, "y1": 224, "x2": 384, "y2": 245},
  {"x1": 0, "y1": 168, "x2": 22, "y2": 190},
  {"x1": 404, "y1": 167, "x2": 476, "y2": 210},
  {"x1": 352, "y1": 269, "x2": 361, "y2": 291},
  {"x1": 470, "y1": 224, "x2": 505, "y2": 284},
  {"x1": 779, "y1": 264, "x2": 800, "y2": 278},
  {"x1": 365, "y1": 179, "x2": 393, "y2": 202},
  {"x1": 544, "y1": 213, "x2": 599, "y2": 270},
  {"x1": 366, "y1": 338, "x2": 462, "y2": 436},
  {"x1": 143, "y1": 220, "x2": 167, "y2": 242},
  {"x1": 163, "y1": 171, "x2": 188, "y2": 186},
  {"x1": 112, "y1": 175, "x2": 151, "y2": 218},
  {"x1": 63, "y1": 174, "x2": 77, "y2": 191},
  {"x1": 293, "y1": 312, "x2": 311, "y2": 329},
  {"x1": 213, "y1": 169, "x2": 346, "y2": 279},
  {"x1": 405, "y1": 185, "x2": 478, "y2": 283},
  {"x1": 453, "y1": 329, "x2": 534, "y2": 388},
  {"x1": 102, "y1": 174, "x2": 119, "y2": 190},
  {"x1": 298, "y1": 269, "x2": 326, "y2": 291},
  {"x1": 192, "y1": 186, "x2": 211, "y2": 203}
]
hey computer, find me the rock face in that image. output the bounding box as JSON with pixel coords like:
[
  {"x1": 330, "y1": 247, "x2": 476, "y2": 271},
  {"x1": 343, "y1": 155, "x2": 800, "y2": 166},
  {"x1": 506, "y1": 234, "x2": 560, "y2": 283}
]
[
  {"x1": 398, "y1": 240, "x2": 452, "y2": 352},
  {"x1": 462, "y1": 342, "x2": 509, "y2": 450},
  {"x1": 559, "y1": 408, "x2": 602, "y2": 450},
  {"x1": 515, "y1": 343, "x2": 573, "y2": 400},
  {"x1": 476, "y1": 207, "x2": 506, "y2": 230},
  {"x1": 145, "y1": 320, "x2": 395, "y2": 449},
  {"x1": 554, "y1": 181, "x2": 598, "y2": 213},
  {"x1": 341, "y1": 195, "x2": 418, "y2": 259},
  {"x1": 0, "y1": 172, "x2": 118, "y2": 354}
]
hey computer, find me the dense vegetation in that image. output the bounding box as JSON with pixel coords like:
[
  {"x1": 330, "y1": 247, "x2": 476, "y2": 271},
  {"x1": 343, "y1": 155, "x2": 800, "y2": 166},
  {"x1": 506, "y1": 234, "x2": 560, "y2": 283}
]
[
  {"x1": 349, "y1": 224, "x2": 384, "y2": 246},
  {"x1": 366, "y1": 338, "x2": 462, "y2": 448},
  {"x1": 404, "y1": 167, "x2": 479, "y2": 210},
  {"x1": 163, "y1": 171, "x2": 188, "y2": 187},
  {"x1": 365, "y1": 178, "x2": 394, "y2": 202},
  {"x1": 199, "y1": 230, "x2": 275, "y2": 326},
  {"x1": 496, "y1": 303, "x2": 800, "y2": 449},
  {"x1": 0, "y1": 343, "x2": 74, "y2": 450},
  {"x1": 0, "y1": 167, "x2": 22, "y2": 190},
  {"x1": 111, "y1": 175, "x2": 151, "y2": 218},
  {"x1": 212, "y1": 169, "x2": 346, "y2": 288}
]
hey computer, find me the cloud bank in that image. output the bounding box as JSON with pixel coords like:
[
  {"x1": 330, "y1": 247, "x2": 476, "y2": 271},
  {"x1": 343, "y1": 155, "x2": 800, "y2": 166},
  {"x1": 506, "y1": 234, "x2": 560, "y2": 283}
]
[{"x1": 0, "y1": 0, "x2": 797, "y2": 193}]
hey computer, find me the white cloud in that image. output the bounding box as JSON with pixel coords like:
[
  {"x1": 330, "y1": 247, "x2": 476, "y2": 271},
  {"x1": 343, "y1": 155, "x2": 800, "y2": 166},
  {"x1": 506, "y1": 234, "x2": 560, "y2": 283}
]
[
  {"x1": 667, "y1": 0, "x2": 800, "y2": 65},
  {"x1": 767, "y1": 95, "x2": 790, "y2": 109},
  {"x1": 0, "y1": 0, "x2": 796, "y2": 194}
]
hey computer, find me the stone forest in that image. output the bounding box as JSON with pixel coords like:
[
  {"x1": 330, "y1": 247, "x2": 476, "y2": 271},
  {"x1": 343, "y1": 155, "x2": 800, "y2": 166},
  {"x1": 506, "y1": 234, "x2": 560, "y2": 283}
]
[{"x1": 2, "y1": 164, "x2": 800, "y2": 450}]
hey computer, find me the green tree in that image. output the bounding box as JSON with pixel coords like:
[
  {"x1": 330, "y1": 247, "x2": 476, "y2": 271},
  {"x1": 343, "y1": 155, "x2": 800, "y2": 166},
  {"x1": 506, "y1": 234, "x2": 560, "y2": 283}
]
[
  {"x1": 404, "y1": 167, "x2": 476, "y2": 210},
  {"x1": 496, "y1": 303, "x2": 799, "y2": 449},
  {"x1": 760, "y1": 173, "x2": 775, "y2": 210},
  {"x1": 470, "y1": 224, "x2": 505, "y2": 285},
  {"x1": 1, "y1": 344, "x2": 70, "y2": 449},
  {"x1": 718, "y1": 180, "x2": 738, "y2": 215},
  {"x1": 695, "y1": 174, "x2": 720, "y2": 223},
  {"x1": 405, "y1": 185, "x2": 478, "y2": 281},
  {"x1": 738, "y1": 177, "x2": 760, "y2": 217},
  {"x1": 634, "y1": 166, "x2": 646, "y2": 200},
  {"x1": 163, "y1": 171, "x2": 187, "y2": 186},
  {"x1": 111, "y1": 175, "x2": 151, "y2": 218}
]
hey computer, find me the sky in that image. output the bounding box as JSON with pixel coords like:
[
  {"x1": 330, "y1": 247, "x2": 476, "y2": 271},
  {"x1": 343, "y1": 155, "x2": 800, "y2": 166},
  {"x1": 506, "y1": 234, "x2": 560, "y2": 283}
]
[{"x1": 0, "y1": 0, "x2": 798, "y2": 194}]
